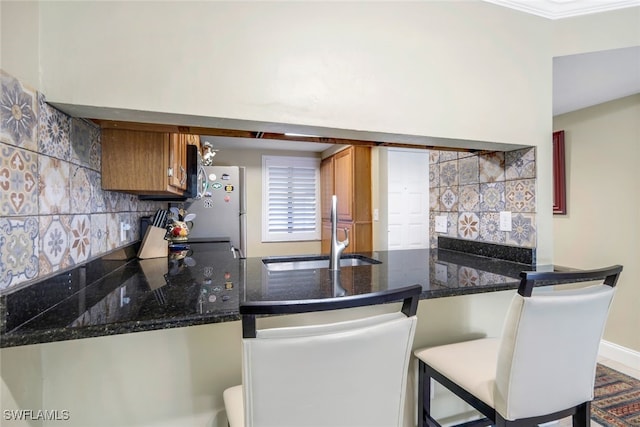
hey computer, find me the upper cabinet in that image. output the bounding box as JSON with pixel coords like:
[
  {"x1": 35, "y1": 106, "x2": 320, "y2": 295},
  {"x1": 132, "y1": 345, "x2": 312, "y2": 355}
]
[
  {"x1": 101, "y1": 128, "x2": 199, "y2": 195},
  {"x1": 320, "y1": 146, "x2": 372, "y2": 253}
]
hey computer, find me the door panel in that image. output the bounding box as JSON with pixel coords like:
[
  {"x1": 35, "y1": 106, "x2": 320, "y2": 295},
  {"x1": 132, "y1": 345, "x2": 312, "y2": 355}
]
[{"x1": 387, "y1": 150, "x2": 430, "y2": 250}]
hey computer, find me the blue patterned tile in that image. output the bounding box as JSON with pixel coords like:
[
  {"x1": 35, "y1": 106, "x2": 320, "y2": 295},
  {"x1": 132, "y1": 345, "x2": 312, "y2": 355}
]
[
  {"x1": 70, "y1": 165, "x2": 92, "y2": 214},
  {"x1": 86, "y1": 169, "x2": 106, "y2": 212},
  {"x1": 0, "y1": 70, "x2": 38, "y2": 150},
  {"x1": 458, "y1": 156, "x2": 479, "y2": 185},
  {"x1": 90, "y1": 213, "x2": 108, "y2": 255},
  {"x1": 70, "y1": 118, "x2": 100, "y2": 169},
  {"x1": 39, "y1": 215, "x2": 72, "y2": 276},
  {"x1": 439, "y1": 160, "x2": 458, "y2": 186},
  {"x1": 0, "y1": 143, "x2": 38, "y2": 216},
  {"x1": 479, "y1": 212, "x2": 506, "y2": 243},
  {"x1": 439, "y1": 151, "x2": 457, "y2": 162},
  {"x1": 38, "y1": 93, "x2": 71, "y2": 160},
  {"x1": 505, "y1": 147, "x2": 535, "y2": 180},
  {"x1": 0, "y1": 217, "x2": 39, "y2": 290},
  {"x1": 440, "y1": 186, "x2": 458, "y2": 212},
  {"x1": 480, "y1": 182, "x2": 506, "y2": 212},
  {"x1": 507, "y1": 213, "x2": 536, "y2": 247},
  {"x1": 429, "y1": 165, "x2": 439, "y2": 188}
]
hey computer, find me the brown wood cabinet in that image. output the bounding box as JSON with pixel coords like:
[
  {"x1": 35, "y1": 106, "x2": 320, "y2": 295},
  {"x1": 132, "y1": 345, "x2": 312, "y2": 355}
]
[
  {"x1": 101, "y1": 129, "x2": 199, "y2": 195},
  {"x1": 320, "y1": 146, "x2": 372, "y2": 254}
]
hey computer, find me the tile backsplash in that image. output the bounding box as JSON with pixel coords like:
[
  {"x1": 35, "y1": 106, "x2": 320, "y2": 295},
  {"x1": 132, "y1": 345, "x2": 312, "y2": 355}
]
[
  {"x1": 430, "y1": 148, "x2": 537, "y2": 249},
  {"x1": 0, "y1": 70, "x2": 163, "y2": 293}
]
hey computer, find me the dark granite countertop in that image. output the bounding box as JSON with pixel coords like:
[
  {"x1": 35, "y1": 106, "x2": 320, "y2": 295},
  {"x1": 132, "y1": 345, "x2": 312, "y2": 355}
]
[{"x1": 0, "y1": 238, "x2": 540, "y2": 348}]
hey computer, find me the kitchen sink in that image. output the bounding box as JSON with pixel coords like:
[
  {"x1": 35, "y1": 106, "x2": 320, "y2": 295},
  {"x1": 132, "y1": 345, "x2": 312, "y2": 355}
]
[{"x1": 262, "y1": 254, "x2": 382, "y2": 271}]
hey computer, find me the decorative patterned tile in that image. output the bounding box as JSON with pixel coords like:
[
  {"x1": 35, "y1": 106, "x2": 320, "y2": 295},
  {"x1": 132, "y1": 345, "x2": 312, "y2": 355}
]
[
  {"x1": 440, "y1": 187, "x2": 458, "y2": 212},
  {"x1": 458, "y1": 212, "x2": 479, "y2": 240},
  {"x1": 87, "y1": 169, "x2": 106, "y2": 213},
  {"x1": 507, "y1": 213, "x2": 536, "y2": 247},
  {"x1": 104, "y1": 190, "x2": 120, "y2": 212},
  {"x1": 458, "y1": 184, "x2": 480, "y2": 212},
  {"x1": 0, "y1": 70, "x2": 38, "y2": 150},
  {"x1": 430, "y1": 187, "x2": 440, "y2": 211},
  {"x1": 91, "y1": 214, "x2": 107, "y2": 255},
  {"x1": 39, "y1": 215, "x2": 72, "y2": 275},
  {"x1": 70, "y1": 118, "x2": 100, "y2": 169},
  {"x1": 505, "y1": 147, "x2": 535, "y2": 180},
  {"x1": 106, "y1": 213, "x2": 119, "y2": 250},
  {"x1": 479, "y1": 212, "x2": 506, "y2": 243},
  {"x1": 479, "y1": 271, "x2": 509, "y2": 286},
  {"x1": 38, "y1": 93, "x2": 71, "y2": 161},
  {"x1": 439, "y1": 161, "x2": 458, "y2": 186},
  {"x1": 38, "y1": 156, "x2": 70, "y2": 214},
  {"x1": 480, "y1": 182, "x2": 506, "y2": 212},
  {"x1": 506, "y1": 179, "x2": 536, "y2": 213},
  {"x1": 441, "y1": 212, "x2": 458, "y2": 238},
  {"x1": 458, "y1": 151, "x2": 474, "y2": 159},
  {"x1": 69, "y1": 214, "x2": 91, "y2": 264},
  {"x1": 479, "y1": 152, "x2": 505, "y2": 183},
  {"x1": 458, "y1": 267, "x2": 480, "y2": 287},
  {"x1": 0, "y1": 217, "x2": 39, "y2": 290},
  {"x1": 70, "y1": 166, "x2": 92, "y2": 214},
  {"x1": 90, "y1": 131, "x2": 101, "y2": 171},
  {"x1": 429, "y1": 166, "x2": 439, "y2": 188},
  {"x1": 439, "y1": 151, "x2": 457, "y2": 162},
  {"x1": 458, "y1": 156, "x2": 479, "y2": 185},
  {"x1": 429, "y1": 151, "x2": 439, "y2": 164},
  {"x1": 0, "y1": 143, "x2": 38, "y2": 216}
]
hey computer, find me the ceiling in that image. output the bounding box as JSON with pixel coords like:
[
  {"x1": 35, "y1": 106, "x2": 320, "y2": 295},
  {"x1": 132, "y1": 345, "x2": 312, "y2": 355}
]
[{"x1": 203, "y1": 0, "x2": 640, "y2": 152}]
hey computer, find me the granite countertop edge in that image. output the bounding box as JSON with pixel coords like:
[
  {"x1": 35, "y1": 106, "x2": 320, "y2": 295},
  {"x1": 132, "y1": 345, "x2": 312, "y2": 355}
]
[{"x1": 0, "y1": 284, "x2": 522, "y2": 349}]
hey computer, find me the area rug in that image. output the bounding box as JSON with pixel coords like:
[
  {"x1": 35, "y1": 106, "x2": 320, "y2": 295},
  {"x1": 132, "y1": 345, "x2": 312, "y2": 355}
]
[{"x1": 592, "y1": 364, "x2": 640, "y2": 426}]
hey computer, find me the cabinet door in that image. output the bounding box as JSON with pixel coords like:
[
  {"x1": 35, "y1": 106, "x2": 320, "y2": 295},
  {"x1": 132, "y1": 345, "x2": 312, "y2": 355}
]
[
  {"x1": 334, "y1": 148, "x2": 353, "y2": 221},
  {"x1": 169, "y1": 134, "x2": 188, "y2": 190},
  {"x1": 102, "y1": 129, "x2": 172, "y2": 193},
  {"x1": 320, "y1": 157, "x2": 334, "y2": 221}
]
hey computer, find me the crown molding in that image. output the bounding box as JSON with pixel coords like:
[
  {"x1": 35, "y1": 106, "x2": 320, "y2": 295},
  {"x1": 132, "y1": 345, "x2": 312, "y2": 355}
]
[{"x1": 483, "y1": 0, "x2": 640, "y2": 19}]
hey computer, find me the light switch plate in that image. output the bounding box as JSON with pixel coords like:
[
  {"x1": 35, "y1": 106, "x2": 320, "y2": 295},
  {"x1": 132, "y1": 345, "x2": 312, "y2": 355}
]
[
  {"x1": 499, "y1": 211, "x2": 512, "y2": 232},
  {"x1": 435, "y1": 215, "x2": 448, "y2": 233}
]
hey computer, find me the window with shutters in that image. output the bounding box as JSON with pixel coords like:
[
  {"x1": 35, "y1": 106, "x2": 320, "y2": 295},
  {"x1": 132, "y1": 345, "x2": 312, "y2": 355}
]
[{"x1": 262, "y1": 155, "x2": 321, "y2": 242}]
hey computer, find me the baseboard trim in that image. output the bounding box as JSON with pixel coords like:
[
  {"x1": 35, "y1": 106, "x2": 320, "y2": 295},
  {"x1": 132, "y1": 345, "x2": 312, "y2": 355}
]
[{"x1": 599, "y1": 339, "x2": 640, "y2": 371}]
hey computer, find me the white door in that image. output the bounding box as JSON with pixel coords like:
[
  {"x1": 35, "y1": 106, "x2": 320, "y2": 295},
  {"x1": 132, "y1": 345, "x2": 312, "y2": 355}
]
[{"x1": 387, "y1": 149, "x2": 430, "y2": 250}]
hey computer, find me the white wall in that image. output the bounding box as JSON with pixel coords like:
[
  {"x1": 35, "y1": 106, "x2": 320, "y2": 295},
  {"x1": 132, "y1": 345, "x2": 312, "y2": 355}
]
[
  {"x1": 29, "y1": 0, "x2": 556, "y2": 265},
  {"x1": 0, "y1": 1, "x2": 39, "y2": 89},
  {"x1": 553, "y1": 94, "x2": 640, "y2": 354}
]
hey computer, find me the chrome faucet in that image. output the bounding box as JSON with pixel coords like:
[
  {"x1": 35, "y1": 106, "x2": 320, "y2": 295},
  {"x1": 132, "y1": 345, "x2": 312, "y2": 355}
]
[{"x1": 329, "y1": 195, "x2": 349, "y2": 271}]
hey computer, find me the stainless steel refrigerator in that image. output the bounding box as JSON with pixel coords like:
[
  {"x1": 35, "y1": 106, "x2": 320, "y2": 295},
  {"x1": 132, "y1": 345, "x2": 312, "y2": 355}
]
[{"x1": 174, "y1": 166, "x2": 246, "y2": 257}]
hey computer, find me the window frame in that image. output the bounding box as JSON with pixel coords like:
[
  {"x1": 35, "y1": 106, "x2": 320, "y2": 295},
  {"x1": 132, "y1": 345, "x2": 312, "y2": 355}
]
[{"x1": 262, "y1": 155, "x2": 321, "y2": 242}]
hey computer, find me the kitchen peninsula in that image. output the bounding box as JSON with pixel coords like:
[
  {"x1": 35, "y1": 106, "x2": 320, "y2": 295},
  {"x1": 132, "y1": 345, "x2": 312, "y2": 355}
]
[{"x1": 0, "y1": 237, "x2": 537, "y2": 349}]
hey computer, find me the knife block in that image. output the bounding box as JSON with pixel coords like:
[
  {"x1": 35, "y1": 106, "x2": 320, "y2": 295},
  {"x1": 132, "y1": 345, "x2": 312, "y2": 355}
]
[{"x1": 137, "y1": 225, "x2": 169, "y2": 259}]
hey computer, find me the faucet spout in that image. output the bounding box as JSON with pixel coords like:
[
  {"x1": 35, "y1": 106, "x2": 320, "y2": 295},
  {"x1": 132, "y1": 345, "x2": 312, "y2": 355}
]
[{"x1": 329, "y1": 195, "x2": 349, "y2": 271}]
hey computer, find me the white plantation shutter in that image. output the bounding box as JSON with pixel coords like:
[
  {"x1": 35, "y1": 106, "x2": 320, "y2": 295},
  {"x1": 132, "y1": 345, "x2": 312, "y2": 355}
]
[{"x1": 262, "y1": 156, "x2": 321, "y2": 242}]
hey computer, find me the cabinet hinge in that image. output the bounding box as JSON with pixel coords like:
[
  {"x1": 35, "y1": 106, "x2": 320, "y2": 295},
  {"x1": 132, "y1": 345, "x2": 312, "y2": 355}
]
[{"x1": 167, "y1": 167, "x2": 174, "y2": 177}]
